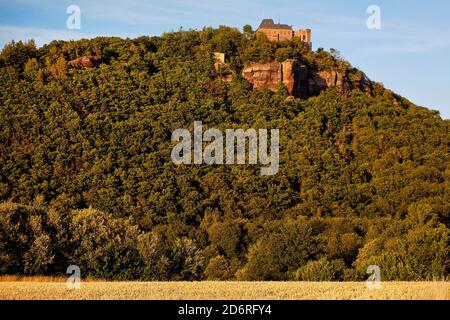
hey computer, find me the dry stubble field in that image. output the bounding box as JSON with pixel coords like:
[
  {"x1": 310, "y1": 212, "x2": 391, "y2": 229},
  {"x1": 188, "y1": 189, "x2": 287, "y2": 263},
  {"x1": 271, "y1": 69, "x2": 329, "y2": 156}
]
[{"x1": 0, "y1": 278, "x2": 448, "y2": 300}]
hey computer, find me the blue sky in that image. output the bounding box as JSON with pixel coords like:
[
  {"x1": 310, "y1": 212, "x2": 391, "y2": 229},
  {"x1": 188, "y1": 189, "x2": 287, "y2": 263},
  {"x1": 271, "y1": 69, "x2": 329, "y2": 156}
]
[{"x1": 1, "y1": 0, "x2": 449, "y2": 118}]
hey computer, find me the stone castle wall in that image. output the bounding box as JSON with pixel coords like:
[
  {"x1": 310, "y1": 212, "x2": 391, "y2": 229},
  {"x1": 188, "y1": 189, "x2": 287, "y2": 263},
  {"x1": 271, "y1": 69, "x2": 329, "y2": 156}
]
[{"x1": 256, "y1": 24, "x2": 312, "y2": 50}]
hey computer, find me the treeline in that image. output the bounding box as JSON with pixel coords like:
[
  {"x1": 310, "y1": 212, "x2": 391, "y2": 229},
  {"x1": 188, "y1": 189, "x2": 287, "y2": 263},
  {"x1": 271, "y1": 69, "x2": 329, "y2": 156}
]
[
  {"x1": 0, "y1": 201, "x2": 447, "y2": 280},
  {"x1": 0, "y1": 26, "x2": 448, "y2": 280}
]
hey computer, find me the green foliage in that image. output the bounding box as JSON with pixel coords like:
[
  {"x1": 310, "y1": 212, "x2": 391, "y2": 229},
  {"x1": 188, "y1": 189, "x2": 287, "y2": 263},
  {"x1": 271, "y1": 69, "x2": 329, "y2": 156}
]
[
  {"x1": 242, "y1": 25, "x2": 254, "y2": 40},
  {"x1": 206, "y1": 219, "x2": 249, "y2": 259},
  {"x1": 353, "y1": 206, "x2": 449, "y2": 280},
  {"x1": 69, "y1": 208, "x2": 142, "y2": 280},
  {"x1": 237, "y1": 219, "x2": 323, "y2": 280},
  {"x1": 0, "y1": 40, "x2": 37, "y2": 71},
  {"x1": 171, "y1": 237, "x2": 205, "y2": 280},
  {"x1": 0, "y1": 27, "x2": 448, "y2": 280},
  {"x1": 137, "y1": 231, "x2": 171, "y2": 280},
  {"x1": 295, "y1": 258, "x2": 346, "y2": 281},
  {"x1": 275, "y1": 47, "x2": 296, "y2": 62},
  {"x1": 204, "y1": 255, "x2": 234, "y2": 280},
  {"x1": 0, "y1": 202, "x2": 61, "y2": 275}
]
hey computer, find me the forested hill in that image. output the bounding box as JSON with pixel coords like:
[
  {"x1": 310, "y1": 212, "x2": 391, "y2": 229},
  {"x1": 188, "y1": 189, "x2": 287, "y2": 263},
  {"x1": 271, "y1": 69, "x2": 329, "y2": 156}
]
[{"x1": 0, "y1": 26, "x2": 448, "y2": 281}]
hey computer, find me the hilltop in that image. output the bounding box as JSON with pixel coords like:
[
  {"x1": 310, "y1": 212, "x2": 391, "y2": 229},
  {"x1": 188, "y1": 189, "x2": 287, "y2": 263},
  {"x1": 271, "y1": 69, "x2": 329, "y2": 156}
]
[{"x1": 0, "y1": 26, "x2": 448, "y2": 281}]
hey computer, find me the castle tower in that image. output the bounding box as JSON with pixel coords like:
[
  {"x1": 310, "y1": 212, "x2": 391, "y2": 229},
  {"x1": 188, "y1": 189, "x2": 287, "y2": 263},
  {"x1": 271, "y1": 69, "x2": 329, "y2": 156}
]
[{"x1": 295, "y1": 28, "x2": 312, "y2": 50}]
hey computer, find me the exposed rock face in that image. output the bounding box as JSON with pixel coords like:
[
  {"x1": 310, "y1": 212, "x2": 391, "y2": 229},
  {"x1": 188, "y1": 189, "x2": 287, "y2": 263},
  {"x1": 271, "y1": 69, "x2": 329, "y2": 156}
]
[
  {"x1": 242, "y1": 61, "x2": 283, "y2": 92},
  {"x1": 67, "y1": 56, "x2": 101, "y2": 68},
  {"x1": 242, "y1": 59, "x2": 372, "y2": 98},
  {"x1": 242, "y1": 59, "x2": 309, "y2": 98},
  {"x1": 308, "y1": 70, "x2": 372, "y2": 96},
  {"x1": 282, "y1": 60, "x2": 309, "y2": 98}
]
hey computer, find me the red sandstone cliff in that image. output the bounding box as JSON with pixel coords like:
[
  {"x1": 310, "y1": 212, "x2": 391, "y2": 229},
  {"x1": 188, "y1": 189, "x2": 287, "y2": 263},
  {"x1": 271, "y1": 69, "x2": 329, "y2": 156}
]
[
  {"x1": 242, "y1": 59, "x2": 372, "y2": 98},
  {"x1": 67, "y1": 56, "x2": 102, "y2": 68}
]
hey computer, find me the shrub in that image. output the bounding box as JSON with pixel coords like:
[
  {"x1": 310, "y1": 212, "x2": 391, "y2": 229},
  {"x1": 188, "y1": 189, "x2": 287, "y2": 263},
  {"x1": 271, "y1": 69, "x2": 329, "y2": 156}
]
[
  {"x1": 237, "y1": 219, "x2": 323, "y2": 280},
  {"x1": 137, "y1": 231, "x2": 171, "y2": 280},
  {"x1": 69, "y1": 208, "x2": 142, "y2": 280},
  {"x1": 353, "y1": 216, "x2": 449, "y2": 280},
  {"x1": 295, "y1": 258, "x2": 346, "y2": 281},
  {"x1": 0, "y1": 202, "x2": 56, "y2": 275},
  {"x1": 170, "y1": 237, "x2": 205, "y2": 280},
  {"x1": 204, "y1": 255, "x2": 233, "y2": 280}
]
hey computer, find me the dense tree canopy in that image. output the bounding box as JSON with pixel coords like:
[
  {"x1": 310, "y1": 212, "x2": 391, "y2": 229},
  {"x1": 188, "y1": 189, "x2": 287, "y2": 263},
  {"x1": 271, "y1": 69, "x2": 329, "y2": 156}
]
[{"x1": 0, "y1": 27, "x2": 448, "y2": 280}]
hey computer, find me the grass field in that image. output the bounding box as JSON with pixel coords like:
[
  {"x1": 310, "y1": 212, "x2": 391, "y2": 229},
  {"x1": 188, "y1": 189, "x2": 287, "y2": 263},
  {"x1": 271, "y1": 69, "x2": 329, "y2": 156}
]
[{"x1": 0, "y1": 278, "x2": 448, "y2": 300}]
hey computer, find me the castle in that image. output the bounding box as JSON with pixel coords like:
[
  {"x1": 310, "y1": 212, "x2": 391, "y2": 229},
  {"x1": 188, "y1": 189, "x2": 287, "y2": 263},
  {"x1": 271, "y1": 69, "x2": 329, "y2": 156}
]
[{"x1": 256, "y1": 19, "x2": 312, "y2": 50}]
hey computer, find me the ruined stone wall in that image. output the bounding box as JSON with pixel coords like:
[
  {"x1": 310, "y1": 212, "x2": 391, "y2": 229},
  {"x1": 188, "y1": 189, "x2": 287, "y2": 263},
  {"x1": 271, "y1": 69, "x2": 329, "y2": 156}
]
[
  {"x1": 256, "y1": 28, "x2": 294, "y2": 42},
  {"x1": 294, "y1": 29, "x2": 312, "y2": 50},
  {"x1": 257, "y1": 27, "x2": 312, "y2": 50}
]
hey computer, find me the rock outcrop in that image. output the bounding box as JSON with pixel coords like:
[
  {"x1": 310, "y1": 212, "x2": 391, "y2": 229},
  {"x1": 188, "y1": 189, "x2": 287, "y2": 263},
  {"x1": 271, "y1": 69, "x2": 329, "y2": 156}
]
[
  {"x1": 308, "y1": 69, "x2": 372, "y2": 96},
  {"x1": 67, "y1": 56, "x2": 102, "y2": 68},
  {"x1": 242, "y1": 59, "x2": 372, "y2": 98},
  {"x1": 242, "y1": 61, "x2": 283, "y2": 92}
]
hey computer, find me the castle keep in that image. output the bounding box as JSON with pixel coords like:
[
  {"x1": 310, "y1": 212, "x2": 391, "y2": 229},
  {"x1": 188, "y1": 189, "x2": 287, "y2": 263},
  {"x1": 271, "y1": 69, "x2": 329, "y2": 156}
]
[{"x1": 256, "y1": 19, "x2": 312, "y2": 50}]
